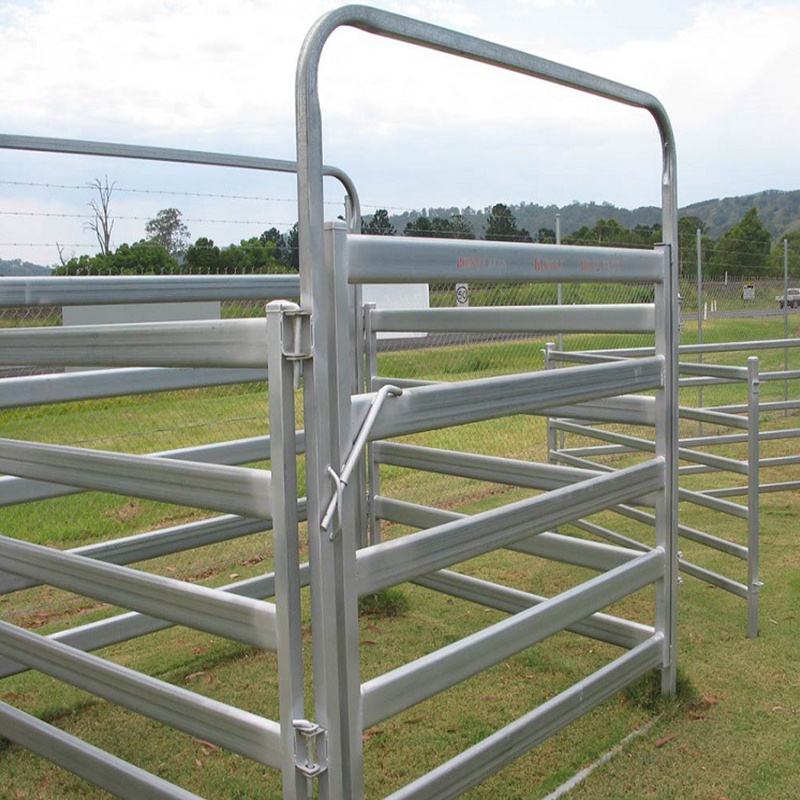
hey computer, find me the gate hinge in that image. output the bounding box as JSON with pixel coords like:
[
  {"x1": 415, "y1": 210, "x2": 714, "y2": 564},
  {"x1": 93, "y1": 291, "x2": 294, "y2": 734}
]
[
  {"x1": 292, "y1": 719, "x2": 327, "y2": 778},
  {"x1": 281, "y1": 309, "x2": 313, "y2": 361}
]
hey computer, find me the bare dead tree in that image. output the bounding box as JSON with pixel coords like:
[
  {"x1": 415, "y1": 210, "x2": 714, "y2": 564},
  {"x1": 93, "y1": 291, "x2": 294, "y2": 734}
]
[
  {"x1": 55, "y1": 241, "x2": 68, "y2": 267},
  {"x1": 85, "y1": 176, "x2": 116, "y2": 256}
]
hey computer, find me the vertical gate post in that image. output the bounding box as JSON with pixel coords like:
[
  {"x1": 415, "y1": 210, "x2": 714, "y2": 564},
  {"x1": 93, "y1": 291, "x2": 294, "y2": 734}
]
[
  {"x1": 746, "y1": 356, "x2": 761, "y2": 639},
  {"x1": 267, "y1": 301, "x2": 311, "y2": 799},
  {"x1": 655, "y1": 243, "x2": 680, "y2": 695},
  {"x1": 543, "y1": 342, "x2": 558, "y2": 463}
]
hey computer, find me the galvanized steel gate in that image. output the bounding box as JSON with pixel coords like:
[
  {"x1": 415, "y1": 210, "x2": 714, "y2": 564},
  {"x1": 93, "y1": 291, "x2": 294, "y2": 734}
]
[{"x1": 0, "y1": 5, "x2": 680, "y2": 799}]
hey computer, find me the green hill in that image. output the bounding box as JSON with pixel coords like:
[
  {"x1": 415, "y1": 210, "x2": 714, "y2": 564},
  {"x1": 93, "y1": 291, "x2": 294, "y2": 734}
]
[{"x1": 387, "y1": 189, "x2": 800, "y2": 241}]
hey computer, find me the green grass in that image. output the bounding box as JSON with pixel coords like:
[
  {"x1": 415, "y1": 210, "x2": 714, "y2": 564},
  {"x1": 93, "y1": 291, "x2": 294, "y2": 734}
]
[{"x1": 0, "y1": 313, "x2": 799, "y2": 798}]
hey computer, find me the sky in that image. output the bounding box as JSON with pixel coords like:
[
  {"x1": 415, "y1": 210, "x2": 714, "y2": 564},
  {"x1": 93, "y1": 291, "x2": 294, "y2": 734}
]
[{"x1": 1, "y1": 0, "x2": 799, "y2": 265}]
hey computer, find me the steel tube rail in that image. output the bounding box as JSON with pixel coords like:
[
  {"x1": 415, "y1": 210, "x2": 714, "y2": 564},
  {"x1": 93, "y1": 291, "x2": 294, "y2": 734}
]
[
  {"x1": 374, "y1": 495, "x2": 642, "y2": 572},
  {"x1": 0, "y1": 318, "x2": 268, "y2": 368},
  {"x1": 0, "y1": 275, "x2": 300, "y2": 306},
  {"x1": 374, "y1": 442, "x2": 603, "y2": 489},
  {"x1": 759, "y1": 369, "x2": 800, "y2": 381},
  {"x1": 0, "y1": 132, "x2": 361, "y2": 232},
  {"x1": 551, "y1": 419, "x2": 749, "y2": 475},
  {"x1": 677, "y1": 362, "x2": 748, "y2": 380},
  {"x1": 357, "y1": 459, "x2": 664, "y2": 595},
  {"x1": 0, "y1": 621, "x2": 282, "y2": 766},
  {"x1": 348, "y1": 236, "x2": 666, "y2": 284},
  {"x1": 0, "y1": 367, "x2": 268, "y2": 409},
  {"x1": 0, "y1": 437, "x2": 272, "y2": 519},
  {"x1": 355, "y1": 357, "x2": 663, "y2": 442},
  {"x1": 678, "y1": 487, "x2": 748, "y2": 519},
  {"x1": 710, "y1": 399, "x2": 800, "y2": 414},
  {"x1": 610, "y1": 503, "x2": 749, "y2": 560},
  {"x1": 586, "y1": 338, "x2": 800, "y2": 357},
  {"x1": 0, "y1": 701, "x2": 206, "y2": 800},
  {"x1": 0, "y1": 513, "x2": 269, "y2": 595},
  {"x1": 362, "y1": 549, "x2": 664, "y2": 728},
  {"x1": 369, "y1": 304, "x2": 655, "y2": 333},
  {"x1": 411, "y1": 569, "x2": 652, "y2": 650},
  {"x1": 381, "y1": 634, "x2": 664, "y2": 800},
  {"x1": 0, "y1": 434, "x2": 275, "y2": 508},
  {"x1": 678, "y1": 562, "x2": 748, "y2": 599},
  {"x1": 0, "y1": 535, "x2": 277, "y2": 649},
  {"x1": 0, "y1": 564, "x2": 312, "y2": 681}
]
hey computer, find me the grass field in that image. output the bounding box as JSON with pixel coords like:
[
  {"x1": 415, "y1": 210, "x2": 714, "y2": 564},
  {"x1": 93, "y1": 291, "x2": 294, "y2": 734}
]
[{"x1": 0, "y1": 314, "x2": 799, "y2": 798}]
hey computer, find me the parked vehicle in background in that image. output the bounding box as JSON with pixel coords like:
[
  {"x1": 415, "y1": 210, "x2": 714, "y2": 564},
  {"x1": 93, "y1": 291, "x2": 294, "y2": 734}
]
[{"x1": 776, "y1": 288, "x2": 800, "y2": 308}]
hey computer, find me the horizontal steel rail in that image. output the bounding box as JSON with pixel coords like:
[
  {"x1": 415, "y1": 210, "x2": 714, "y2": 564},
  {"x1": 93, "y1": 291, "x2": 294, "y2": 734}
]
[
  {"x1": 610, "y1": 503, "x2": 749, "y2": 560},
  {"x1": 357, "y1": 459, "x2": 664, "y2": 595},
  {"x1": 373, "y1": 442, "x2": 602, "y2": 489},
  {"x1": 0, "y1": 437, "x2": 271, "y2": 518},
  {"x1": 0, "y1": 131, "x2": 360, "y2": 231},
  {"x1": 709, "y1": 399, "x2": 800, "y2": 414},
  {"x1": 583, "y1": 337, "x2": 800, "y2": 357},
  {"x1": 348, "y1": 234, "x2": 666, "y2": 285},
  {"x1": 354, "y1": 357, "x2": 663, "y2": 441},
  {"x1": 759, "y1": 369, "x2": 800, "y2": 381},
  {"x1": 0, "y1": 535, "x2": 277, "y2": 649},
  {"x1": 0, "y1": 514, "x2": 267, "y2": 594},
  {"x1": 0, "y1": 700, "x2": 205, "y2": 800},
  {"x1": 0, "y1": 318, "x2": 268, "y2": 368},
  {"x1": 369, "y1": 304, "x2": 655, "y2": 333},
  {"x1": 374, "y1": 495, "x2": 643, "y2": 572},
  {"x1": 677, "y1": 562, "x2": 748, "y2": 599},
  {"x1": 550, "y1": 419, "x2": 749, "y2": 476},
  {"x1": 0, "y1": 502, "x2": 306, "y2": 594},
  {"x1": 411, "y1": 569, "x2": 652, "y2": 650},
  {"x1": 0, "y1": 434, "x2": 279, "y2": 508},
  {"x1": 370, "y1": 375, "x2": 660, "y2": 427},
  {"x1": 543, "y1": 395, "x2": 657, "y2": 426},
  {"x1": 373, "y1": 441, "x2": 655, "y2": 508},
  {"x1": 0, "y1": 367, "x2": 268, "y2": 409},
  {"x1": 0, "y1": 274, "x2": 300, "y2": 306},
  {"x1": 361, "y1": 548, "x2": 664, "y2": 727},
  {"x1": 0, "y1": 565, "x2": 311, "y2": 680},
  {"x1": 0, "y1": 621, "x2": 282, "y2": 766},
  {"x1": 380, "y1": 635, "x2": 664, "y2": 800}
]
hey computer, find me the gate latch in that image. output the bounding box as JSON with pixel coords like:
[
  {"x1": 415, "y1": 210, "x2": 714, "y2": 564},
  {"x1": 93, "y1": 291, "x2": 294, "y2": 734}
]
[
  {"x1": 292, "y1": 719, "x2": 327, "y2": 778},
  {"x1": 281, "y1": 309, "x2": 312, "y2": 361}
]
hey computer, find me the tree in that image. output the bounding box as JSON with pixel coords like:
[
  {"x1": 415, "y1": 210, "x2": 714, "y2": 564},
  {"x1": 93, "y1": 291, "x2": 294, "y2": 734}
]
[
  {"x1": 709, "y1": 207, "x2": 772, "y2": 278},
  {"x1": 484, "y1": 204, "x2": 532, "y2": 242},
  {"x1": 53, "y1": 241, "x2": 178, "y2": 276},
  {"x1": 535, "y1": 227, "x2": 556, "y2": 244},
  {"x1": 678, "y1": 216, "x2": 714, "y2": 278},
  {"x1": 85, "y1": 176, "x2": 116, "y2": 256},
  {"x1": 362, "y1": 209, "x2": 395, "y2": 236},
  {"x1": 285, "y1": 223, "x2": 299, "y2": 270},
  {"x1": 259, "y1": 227, "x2": 288, "y2": 265},
  {"x1": 768, "y1": 232, "x2": 800, "y2": 279},
  {"x1": 145, "y1": 208, "x2": 191, "y2": 257},
  {"x1": 184, "y1": 237, "x2": 222, "y2": 274}
]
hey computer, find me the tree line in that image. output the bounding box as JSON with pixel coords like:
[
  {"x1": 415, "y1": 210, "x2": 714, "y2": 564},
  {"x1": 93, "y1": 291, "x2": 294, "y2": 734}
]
[
  {"x1": 363, "y1": 203, "x2": 800, "y2": 279},
  {"x1": 52, "y1": 179, "x2": 799, "y2": 278}
]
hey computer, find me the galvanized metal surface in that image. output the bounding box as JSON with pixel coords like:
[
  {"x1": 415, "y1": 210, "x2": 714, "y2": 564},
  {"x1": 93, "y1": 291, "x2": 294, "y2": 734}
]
[
  {"x1": 0, "y1": 701, "x2": 206, "y2": 800},
  {"x1": 0, "y1": 437, "x2": 272, "y2": 518},
  {"x1": 0, "y1": 318, "x2": 269, "y2": 368},
  {"x1": 0, "y1": 620, "x2": 282, "y2": 765},
  {"x1": 0, "y1": 535, "x2": 277, "y2": 649},
  {"x1": 0, "y1": 367, "x2": 268, "y2": 409}
]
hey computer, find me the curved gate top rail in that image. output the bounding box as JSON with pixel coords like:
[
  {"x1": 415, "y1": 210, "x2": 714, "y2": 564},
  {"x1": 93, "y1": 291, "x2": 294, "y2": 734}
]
[{"x1": 295, "y1": 2, "x2": 678, "y2": 285}]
